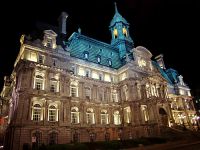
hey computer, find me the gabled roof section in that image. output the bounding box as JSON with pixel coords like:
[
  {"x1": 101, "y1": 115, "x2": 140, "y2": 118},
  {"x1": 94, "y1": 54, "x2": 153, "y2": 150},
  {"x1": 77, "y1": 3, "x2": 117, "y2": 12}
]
[
  {"x1": 68, "y1": 32, "x2": 124, "y2": 69},
  {"x1": 109, "y1": 3, "x2": 129, "y2": 27},
  {"x1": 152, "y1": 61, "x2": 173, "y2": 84}
]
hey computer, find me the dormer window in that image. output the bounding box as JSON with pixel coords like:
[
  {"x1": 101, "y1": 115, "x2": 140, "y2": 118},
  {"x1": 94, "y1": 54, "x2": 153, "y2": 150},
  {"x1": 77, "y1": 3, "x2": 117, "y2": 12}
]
[
  {"x1": 97, "y1": 56, "x2": 101, "y2": 63},
  {"x1": 42, "y1": 30, "x2": 57, "y2": 49},
  {"x1": 113, "y1": 28, "x2": 118, "y2": 39},
  {"x1": 108, "y1": 59, "x2": 112, "y2": 66},
  {"x1": 84, "y1": 51, "x2": 89, "y2": 60}
]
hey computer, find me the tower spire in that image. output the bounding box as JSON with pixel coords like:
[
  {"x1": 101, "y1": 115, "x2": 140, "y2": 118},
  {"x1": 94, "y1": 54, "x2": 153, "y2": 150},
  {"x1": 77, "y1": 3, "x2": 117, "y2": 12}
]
[{"x1": 114, "y1": 2, "x2": 118, "y2": 13}]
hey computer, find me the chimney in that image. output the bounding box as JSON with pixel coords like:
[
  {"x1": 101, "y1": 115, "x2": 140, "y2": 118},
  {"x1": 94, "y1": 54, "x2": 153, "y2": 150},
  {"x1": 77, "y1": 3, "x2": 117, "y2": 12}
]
[
  {"x1": 58, "y1": 12, "x2": 68, "y2": 36},
  {"x1": 155, "y1": 54, "x2": 166, "y2": 69}
]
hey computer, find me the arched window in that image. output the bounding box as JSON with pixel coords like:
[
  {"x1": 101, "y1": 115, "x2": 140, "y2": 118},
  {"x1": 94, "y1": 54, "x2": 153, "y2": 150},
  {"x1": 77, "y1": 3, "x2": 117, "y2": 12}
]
[
  {"x1": 123, "y1": 27, "x2": 128, "y2": 37},
  {"x1": 70, "y1": 81, "x2": 78, "y2": 97},
  {"x1": 108, "y1": 59, "x2": 112, "y2": 66},
  {"x1": 124, "y1": 107, "x2": 131, "y2": 123},
  {"x1": 113, "y1": 28, "x2": 118, "y2": 39},
  {"x1": 32, "y1": 104, "x2": 42, "y2": 121},
  {"x1": 113, "y1": 110, "x2": 121, "y2": 125},
  {"x1": 97, "y1": 56, "x2": 101, "y2": 63},
  {"x1": 84, "y1": 51, "x2": 89, "y2": 60},
  {"x1": 101, "y1": 110, "x2": 109, "y2": 124},
  {"x1": 71, "y1": 107, "x2": 79, "y2": 124},
  {"x1": 48, "y1": 105, "x2": 58, "y2": 122},
  {"x1": 85, "y1": 87, "x2": 91, "y2": 100},
  {"x1": 86, "y1": 108, "x2": 95, "y2": 124}
]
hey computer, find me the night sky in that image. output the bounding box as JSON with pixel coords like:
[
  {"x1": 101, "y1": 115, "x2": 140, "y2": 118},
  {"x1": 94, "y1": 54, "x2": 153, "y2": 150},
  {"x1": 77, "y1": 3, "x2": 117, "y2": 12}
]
[{"x1": 0, "y1": 0, "x2": 199, "y2": 96}]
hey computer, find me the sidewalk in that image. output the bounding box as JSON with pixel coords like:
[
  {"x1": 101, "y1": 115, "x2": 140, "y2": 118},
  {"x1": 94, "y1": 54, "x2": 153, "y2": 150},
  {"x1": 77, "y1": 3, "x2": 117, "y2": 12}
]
[{"x1": 124, "y1": 139, "x2": 200, "y2": 150}]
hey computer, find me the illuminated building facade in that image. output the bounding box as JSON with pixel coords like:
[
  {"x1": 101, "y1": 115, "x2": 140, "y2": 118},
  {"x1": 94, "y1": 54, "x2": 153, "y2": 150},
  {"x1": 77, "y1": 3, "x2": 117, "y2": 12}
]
[{"x1": 1, "y1": 3, "x2": 196, "y2": 150}]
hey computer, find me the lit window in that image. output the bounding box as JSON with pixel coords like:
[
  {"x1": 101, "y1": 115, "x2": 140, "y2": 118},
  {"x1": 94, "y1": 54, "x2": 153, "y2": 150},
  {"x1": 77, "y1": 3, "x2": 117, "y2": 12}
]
[
  {"x1": 123, "y1": 27, "x2": 128, "y2": 37},
  {"x1": 32, "y1": 104, "x2": 42, "y2": 121},
  {"x1": 141, "y1": 105, "x2": 149, "y2": 122},
  {"x1": 48, "y1": 105, "x2": 58, "y2": 122},
  {"x1": 113, "y1": 28, "x2": 118, "y2": 39},
  {"x1": 86, "y1": 108, "x2": 95, "y2": 124},
  {"x1": 34, "y1": 75, "x2": 44, "y2": 90},
  {"x1": 124, "y1": 107, "x2": 131, "y2": 123},
  {"x1": 111, "y1": 90, "x2": 118, "y2": 102},
  {"x1": 97, "y1": 56, "x2": 101, "y2": 63},
  {"x1": 108, "y1": 59, "x2": 112, "y2": 66},
  {"x1": 123, "y1": 85, "x2": 129, "y2": 101},
  {"x1": 71, "y1": 107, "x2": 79, "y2": 124},
  {"x1": 113, "y1": 111, "x2": 121, "y2": 125},
  {"x1": 104, "y1": 74, "x2": 111, "y2": 82},
  {"x1": 101, "y1": 110, "x2": 109, "y2": 124},
  {"x1": 78, "y1": 67, "x2": 85, "y2": 76},
  {"x1": 84, "y1": 52, "x2": 89, "y2": 60},
  {"x1": 29, "y1": 51, "x2": 37, "y2": 62}
]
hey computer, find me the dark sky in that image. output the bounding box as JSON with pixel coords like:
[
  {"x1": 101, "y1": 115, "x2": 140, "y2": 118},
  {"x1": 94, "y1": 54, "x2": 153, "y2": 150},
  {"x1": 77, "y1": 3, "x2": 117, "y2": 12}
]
[{"x1": 0, "y1": 0, "x2": 199, "y2": 96}]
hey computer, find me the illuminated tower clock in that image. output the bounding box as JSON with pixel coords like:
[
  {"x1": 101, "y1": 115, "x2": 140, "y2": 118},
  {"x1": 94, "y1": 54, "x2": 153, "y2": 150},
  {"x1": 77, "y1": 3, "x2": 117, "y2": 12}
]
[{"x1": 109, "y1": 3, "x2": 134, "y2": 59}]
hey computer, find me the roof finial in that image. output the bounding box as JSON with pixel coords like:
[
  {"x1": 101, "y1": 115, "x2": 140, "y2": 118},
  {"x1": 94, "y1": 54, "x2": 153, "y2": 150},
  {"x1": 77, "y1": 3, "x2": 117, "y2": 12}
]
[{"x1": 114, "y1": 2, "x2": 118, "y2": 13}]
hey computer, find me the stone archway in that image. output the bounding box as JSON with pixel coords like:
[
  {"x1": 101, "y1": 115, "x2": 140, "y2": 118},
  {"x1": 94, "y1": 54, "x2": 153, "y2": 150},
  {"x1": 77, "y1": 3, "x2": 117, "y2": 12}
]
[{"x1": 159, "y1": 108, "x2": 168, "y2": 126}]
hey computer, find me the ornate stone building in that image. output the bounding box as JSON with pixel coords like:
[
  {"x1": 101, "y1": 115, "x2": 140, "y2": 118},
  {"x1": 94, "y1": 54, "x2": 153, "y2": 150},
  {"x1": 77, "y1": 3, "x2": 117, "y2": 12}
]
[{"x1": 1, "y1": 3, "x2": 196, "y2": 150}]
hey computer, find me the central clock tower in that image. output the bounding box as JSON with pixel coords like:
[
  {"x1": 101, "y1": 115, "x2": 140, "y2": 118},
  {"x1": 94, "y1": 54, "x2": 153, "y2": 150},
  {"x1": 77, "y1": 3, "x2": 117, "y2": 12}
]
[{"x1": 109, "y1": 3, "x2": 134, "y2": 59}]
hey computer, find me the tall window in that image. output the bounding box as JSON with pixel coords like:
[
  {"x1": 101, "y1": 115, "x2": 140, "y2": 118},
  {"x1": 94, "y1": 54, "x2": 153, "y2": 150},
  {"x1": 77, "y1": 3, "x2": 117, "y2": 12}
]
[
  {"x1": 84, "y1": 52, "x2": 89, "y2": 60},
  {"x1": 50, "y1": 78, "x2": 59, "y2": 92},
  {"x1": 49, "y1": 132, "x2": 58, "y2": 145},
  {"x1": 114, "y1": 111, "x2": 121, "y2": 125},
  {"x1": 85, "y1": 87, "x2": 91, "y2": 99},
  {"x1": 124, "y1": 107, "x2": 131, "y2": 123},
  {"x1": 108, "y1": 59, "x2": 112, "y2": 66},
  {"x1": 48, "y1": 105, "x2": 58, "y2": 122},
  {"x1": 71, "y1": 107, "x2": 79, "y2": 124},
  {"x1": 97, "y1": 56, "x2": 101, "y2": 63},
  {"x1": 141, "y1": 105, "x2": 149, "y2": 122},
  {"x1": 34, "y1": 75, "x2": 44, "y2": 90},
  {"x1": 123, "y1": 27, "x2": 128, "y2": 37},
  {"x1": 32, "y1": 104, "x2": 42, "y2": 121},
  {"x1": 123, "y1": 85, "x2": 129, "y2": 101},
  {"x1": 111, "y1": 90, "x2": 118, "y2": 102},
  {"x1": 86, "y1": 108, "x2": 95, "y2": 124},
  {"x1": 101, "y1": 110, "x2": 109, "y2": 124},
  {"x1": 70, "y1": 81, "x2": 78, "y2": 97},
  {"x1": 146, "y1": 84, "x2": 151, "y2": 98},
  {"x1": 38, "y1": 54, "x2": 45, "y2": 64},
  {"x1": 113, "y1": 28, "x2": 118, "y2": 39},
  {"x1": 98, "y1": 88, "x2": 104, "y2": 101}
]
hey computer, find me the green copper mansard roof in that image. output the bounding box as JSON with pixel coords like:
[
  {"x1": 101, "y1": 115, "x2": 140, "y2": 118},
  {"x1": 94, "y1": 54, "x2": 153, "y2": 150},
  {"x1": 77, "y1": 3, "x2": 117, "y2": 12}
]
[
  {"x1": 68, "y1": 32, "x2": 124, "y2": 69},
  {"x1": 110, "y1": 3, "x2": 129, "y2": 27}
]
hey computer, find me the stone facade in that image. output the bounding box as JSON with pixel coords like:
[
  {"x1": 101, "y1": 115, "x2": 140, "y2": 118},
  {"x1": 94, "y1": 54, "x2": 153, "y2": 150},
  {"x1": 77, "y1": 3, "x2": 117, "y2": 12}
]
[{"x1": 1, "y1": 3, "x2": 196, "y2": 150}]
